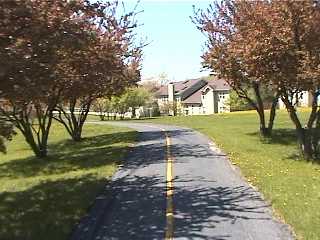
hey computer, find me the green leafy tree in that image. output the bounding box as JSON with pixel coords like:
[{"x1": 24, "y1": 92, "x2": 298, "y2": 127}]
[
  {"x1": 228, "y1": 87, "x2": 275, "y2": 112},
  {"x1": 122, "y1": 87, "x2": 152, "y2": 118},
  {"x1": 159, "y1": 102, "x2": 178, "y2": 116},
  {"x1": 227, "y1": 91, "x2": 254, "y2": 111},
  {"x1": 93, "y1": 98, "x2": 113, "y2": 121},
  {"x1": 113, "y1": 96, "x2": 128, "y2": 120}
]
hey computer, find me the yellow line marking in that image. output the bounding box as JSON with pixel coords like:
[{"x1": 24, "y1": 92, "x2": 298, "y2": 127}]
[
  {"x1": 141, "y1": 125, "x2": 174, "y2": 239},
  {"x1": 164, "y1": 131, "x2": 174, "y2": 240}
]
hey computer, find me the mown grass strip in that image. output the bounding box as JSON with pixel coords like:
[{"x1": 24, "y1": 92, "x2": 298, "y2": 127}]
[{"x1": 0, "y1": 123, "x2": 137, "y2": 240}]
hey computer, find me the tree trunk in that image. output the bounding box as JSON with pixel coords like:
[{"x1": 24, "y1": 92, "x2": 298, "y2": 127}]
[
  {"x1": 252, "y1": 82, "x2": 270, "y2": 138},
  {"x1": 24, "y1": 127, "x2": 43, "y2": 157},
  {"x1": 313, "y1": 111, "x2": 320, "y2": 159},
  {"x1": 257, "y1": 109, "x2": 268, "y2": 137},
  {"x1": 37, "y1": 143, "x2": 48, "y2": 158},
  {"x1": 53, "y1": 97, "x2": 92, "y2": 142},
  {"x1": 266, "y1": 95, "x2": 279, "y2": 136},
  {"x1": 132, "y1": 107, "x2": 136, "y2": 118},
  {"x1": 70, "y1": 101, "x2": 90, "y2": 142},
  {"x1": 19, "y1": 108, "x2": 53, "y2": 158},
  {"x1": 72, "y1": 126, "x2": 82, "y2": 142},
  {"x1": 99, "y1": 113, "x2": 105, "y2": 121},
  {"x1": 296, "y1": 127, "x2": 313, "y2": 160},
  {"x1": 309, "y1": 92, "x2": 320, "y2": 158},
  {"x1": 1, "y1": 96, "x2": 58, "y2": 159},
  {"x1": 282, "y1": 95, "x2": 313, "y2": 160}
]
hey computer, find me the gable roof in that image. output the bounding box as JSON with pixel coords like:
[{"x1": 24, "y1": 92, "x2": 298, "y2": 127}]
[
  {"x1": 156, "y1": 77, "x2": 230, "y2": 103},
  {"x1": 172, "y1": 79, "x2": 200, "y2": 94},
  {"x1": 180, "y1": 79, "x2": 207, "y2": 101},
  {"x1": 182, "y1": 90, "x2": 202, "y2": 104},
  {"x1": 206, "y1": 78, "x2": 231, "y2": 91},
  {"x1": 156, "y1": 79, "x2": 201, "y2": 97},
  {"x1": 156, "y1": 85, "x2": 168, "y2": 96}
]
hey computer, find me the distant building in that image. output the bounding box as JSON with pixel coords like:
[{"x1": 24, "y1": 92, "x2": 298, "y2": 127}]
[
  {"x1": 156, "y1": 78, "x2": 231, "y2": 116},
  {"x1": 278, "y1": 91, "x2": 313, "y2": 109}
]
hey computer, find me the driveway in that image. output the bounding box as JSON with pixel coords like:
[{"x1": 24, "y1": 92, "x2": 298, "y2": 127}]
[{"x1": 71, "y1": 122, "x2": 294, "y2": 240}]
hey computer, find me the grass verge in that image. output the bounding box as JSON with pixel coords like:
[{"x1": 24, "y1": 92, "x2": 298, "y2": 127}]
[
  {"x1": 137, "y1": 109, "x2": 320, "y2": 240},
  {"x1": 0, "y1": 123, "x2": 136, "y2": 240}
]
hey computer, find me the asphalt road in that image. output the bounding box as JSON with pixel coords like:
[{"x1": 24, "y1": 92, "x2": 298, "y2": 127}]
[{"x1": 71, "y1": 122, "x2": 294, "y2": 240}]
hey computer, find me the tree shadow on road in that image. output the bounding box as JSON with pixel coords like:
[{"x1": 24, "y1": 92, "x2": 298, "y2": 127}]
[
  {"x1": 87, "y1": 174, "x2": 272, "y2": 240},
  {"x1": 0, "y1": 126, "x2": 285, "y2": 240},
  {"x1": 119, "y1": 128, "x2": 225, "y2": 171}
]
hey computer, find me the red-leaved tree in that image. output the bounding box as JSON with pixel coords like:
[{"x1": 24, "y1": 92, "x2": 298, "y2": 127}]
[
  {"x1": 0, "y1": 0, "x2": 142, "y2": 156},
  {"x1": 53, "y1": 2, "x2": 142, "y2": 141},
  {"x1": 194, "y1": 0, "x2": 320, "y2": 159},
  {"x1": 193, "y1": 1, "x2": 280, "y2": 137},
  {"x1": 0, "y1": 0, "x2": 86, "y2": 157}
]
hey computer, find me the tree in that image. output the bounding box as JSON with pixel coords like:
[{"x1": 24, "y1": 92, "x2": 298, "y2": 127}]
[
  {"x1": 228, "y1": 87, "x2": 276, "y2": 112},
  {"x1": 113, "y1": 95, "x2": 128, "y2": 120},
  {"x1": 230, "y1": 0, "x2": 320, "y2": 159},
  {"x1": 227, "y1": 90, "x2": 254, "y2": 111},
  {"x1": 159, "y1": 102, "x2": 178, "y2": 116},
  {"x1": 93, "y1": 98, "x2": 113, "y2": 121},
  {"x1": 0, "y1": 115, "x2": 13, "y2": 153},
  {"x1": 193, "y1": 1, "x2": 280, "y2": 137},
  {"x1": 0, "y1": 0, "x2": 88, "y2": 157},
  {"x1": 53, "y1": 2, "x2": 142, "y2": 141},
  {"x1": 158, "y1": 72, "x2": 170, "y2": 86},
  {"x1": 195, "y1": 0, "x2": 320, "y2": 159},
  {"x1": 140, "y1": 80, "x2": 160, "y2": 94},
  {"x1": 255, "y1": 1, "x2": 320, "y2": 159},
  {"x1": 122, "y1": 87, "x2": 152, "y2": 118}
]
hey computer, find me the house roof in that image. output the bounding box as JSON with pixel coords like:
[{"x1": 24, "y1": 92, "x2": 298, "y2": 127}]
[
  {"x1": 172, "y1": 79, "x2": 200, "y2": 94},
  {"x1": 182, "y1": 90, "x2": 202, "y2": 104},
  {"x1": 156, "y1": 85, "x2": 168, "y2": 96},
  {"x1": 156, "y1": 79, "x2": 200, "y2": 97},
  {"x1": 156, "y1": 77, "x2": 230, "y2": 105},
  {"x1": 205, "y1": 78, "x2": 231, "y2": 91}
]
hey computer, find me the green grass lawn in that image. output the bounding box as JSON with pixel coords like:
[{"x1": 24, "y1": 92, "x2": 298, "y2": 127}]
[
  {"x1": 0, "y1": 123, "x2": 136, "y2": 240},
  {"x1": 136, "y1": 109, "x2": 320, "y2": 240}
]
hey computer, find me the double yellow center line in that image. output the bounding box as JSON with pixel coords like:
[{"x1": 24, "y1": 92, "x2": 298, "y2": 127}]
[{"x1": 164, "y1": 131, "x2": 174, "y2": 240}]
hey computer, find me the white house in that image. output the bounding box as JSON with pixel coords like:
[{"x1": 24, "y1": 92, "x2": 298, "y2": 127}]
[
  {"x1": 156, "y1": 78, "x2": 231, "y2": 116},
  {"x1": 278, "y1": 91, "x2": 313, "y2": 109}
]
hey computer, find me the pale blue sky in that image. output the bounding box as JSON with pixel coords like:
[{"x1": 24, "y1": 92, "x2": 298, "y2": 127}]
[{"x1": 124, "y1": 0, "x2": 211, "y2": 81}]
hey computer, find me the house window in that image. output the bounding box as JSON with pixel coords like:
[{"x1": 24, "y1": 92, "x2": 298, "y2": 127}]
[{"x1": 219, "y1": 93, "x2": 226, "y2": 99}]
